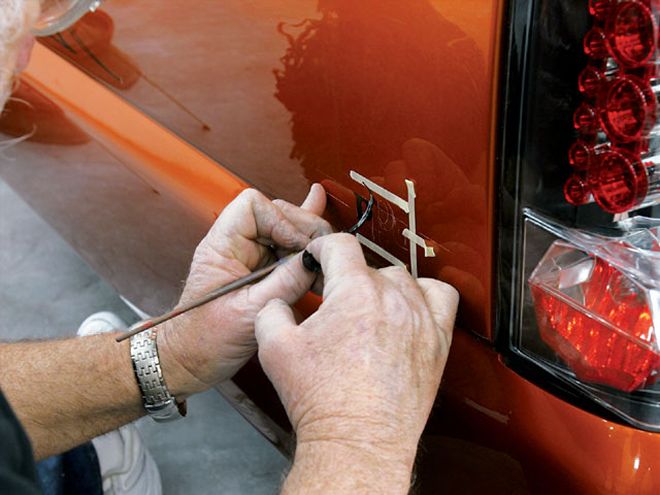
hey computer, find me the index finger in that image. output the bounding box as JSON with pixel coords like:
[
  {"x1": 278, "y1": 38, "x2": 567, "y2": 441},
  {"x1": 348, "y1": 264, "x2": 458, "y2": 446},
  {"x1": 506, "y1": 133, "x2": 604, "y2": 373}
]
[
  {"x1": 214, "y1": 189, "x2": 308, "y2": 249},
  {"x1": 305, "y1": 233, "x2": 370, "y2": 287}
]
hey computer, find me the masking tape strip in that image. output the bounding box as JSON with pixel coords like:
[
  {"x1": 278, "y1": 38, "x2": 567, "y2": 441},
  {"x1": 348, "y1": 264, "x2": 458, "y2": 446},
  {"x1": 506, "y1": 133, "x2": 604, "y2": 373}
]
[
  {"x1": 402, "y1": 229, "x2": 436, "y2": 257},
  {"x1": 356, "y1": 234, "x2": 407, "y2": 269},
  {"x1": 405, "y1": 179, "x2": 418, "y2": 278},
  {"x1": 349, "y1": 171, "x2": 409, "y2": 213}
]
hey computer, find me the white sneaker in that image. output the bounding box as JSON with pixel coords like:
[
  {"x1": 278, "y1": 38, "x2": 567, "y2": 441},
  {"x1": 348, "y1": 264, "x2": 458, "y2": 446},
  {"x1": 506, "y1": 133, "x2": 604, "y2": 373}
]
[
  {"x1": 77, "y1": 311, "x2": 163, "y2": 495},
  {"x1": 77, "y1": 311, "x2": 128, "y2": 337}
]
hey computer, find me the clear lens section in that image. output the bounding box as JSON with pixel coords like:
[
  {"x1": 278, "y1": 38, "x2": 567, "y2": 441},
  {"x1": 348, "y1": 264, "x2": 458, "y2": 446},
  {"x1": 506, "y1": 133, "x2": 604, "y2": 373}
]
[
  {"x1": 519, "y1": 211, "x2": 660, "y2": 430},
  {"x1": 33, "y1": 0, "x2": 101, "y2": 36}
]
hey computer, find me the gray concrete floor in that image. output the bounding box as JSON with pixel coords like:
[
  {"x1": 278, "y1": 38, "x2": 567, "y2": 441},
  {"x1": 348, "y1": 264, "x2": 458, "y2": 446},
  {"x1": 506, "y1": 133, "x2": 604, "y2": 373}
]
[{"x1": 0, "y1": 178, "x2": 288, "y2": 494}]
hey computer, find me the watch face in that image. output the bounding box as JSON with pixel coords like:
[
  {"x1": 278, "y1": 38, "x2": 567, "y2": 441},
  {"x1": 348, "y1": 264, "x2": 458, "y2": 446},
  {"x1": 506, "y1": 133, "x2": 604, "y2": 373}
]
[{"x1": 33, "y1": 0, "x2": 103, "y2": 36}]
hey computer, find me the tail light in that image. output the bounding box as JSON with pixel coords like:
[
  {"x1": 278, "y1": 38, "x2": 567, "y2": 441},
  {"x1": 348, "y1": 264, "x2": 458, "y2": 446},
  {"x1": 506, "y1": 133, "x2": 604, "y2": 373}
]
[
  {"x1": 564, "y1": 0, "x2": 660, "y2": 215},
  {"x1": 529, "y1": 233, "x2": 659, "y2": 393},
  {"x1": 501, "y1": 0, "x2": 660, "y2": 431}
]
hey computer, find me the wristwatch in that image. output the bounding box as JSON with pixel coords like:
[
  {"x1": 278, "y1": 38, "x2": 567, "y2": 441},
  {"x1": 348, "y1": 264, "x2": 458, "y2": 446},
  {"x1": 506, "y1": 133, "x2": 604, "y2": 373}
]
[{"x1": 130, "y1": 329, "x2": 187, "y2": 422}]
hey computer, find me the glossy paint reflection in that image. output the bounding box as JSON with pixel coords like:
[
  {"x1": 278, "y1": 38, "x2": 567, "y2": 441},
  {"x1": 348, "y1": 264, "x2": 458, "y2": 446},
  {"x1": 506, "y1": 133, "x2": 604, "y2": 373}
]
[
  {"x1": 0, "y1": 75, "x2": 209, "y2": 315},
  {"x1": 13, "y1": 1, "x2": 660, "y2": 492},
  {"x1": 43, "y1": 1, "x2": 496, "y2": 335},
  {"x1": 273, "y1": 0, "x2": 492, "y2": 332},
  {"x1": 40, "y1": 10, "x2": 140, "y2": 90}
]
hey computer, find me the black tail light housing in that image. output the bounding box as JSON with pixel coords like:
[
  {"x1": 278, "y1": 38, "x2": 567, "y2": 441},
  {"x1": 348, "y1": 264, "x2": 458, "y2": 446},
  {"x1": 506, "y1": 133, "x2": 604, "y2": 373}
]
[{"x1": 498, "y1": 0, "x2": 660, "y2": 431}]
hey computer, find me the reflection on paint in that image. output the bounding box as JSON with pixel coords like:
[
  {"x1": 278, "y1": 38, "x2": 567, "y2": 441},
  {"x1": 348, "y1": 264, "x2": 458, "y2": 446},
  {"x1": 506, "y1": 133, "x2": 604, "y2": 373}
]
[
  {"x1": 40, "y1": 11, "x2": 211, "y2": 131},
  {"x1": 274, "y1": 0, "x2": 491, "y2": 331}
]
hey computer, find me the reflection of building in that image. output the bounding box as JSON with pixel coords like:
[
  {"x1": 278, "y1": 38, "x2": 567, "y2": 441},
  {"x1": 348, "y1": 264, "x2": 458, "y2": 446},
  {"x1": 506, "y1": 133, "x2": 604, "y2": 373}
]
[
  {"x1": 40, "y1": 11, "x2": 140, "y2": 90},
  {"x1": 274, "y1": 0, "x2": 487, "y2": 184},
  {"x1": 274, "y1": 0, "x2": 490, "y2": 331}
]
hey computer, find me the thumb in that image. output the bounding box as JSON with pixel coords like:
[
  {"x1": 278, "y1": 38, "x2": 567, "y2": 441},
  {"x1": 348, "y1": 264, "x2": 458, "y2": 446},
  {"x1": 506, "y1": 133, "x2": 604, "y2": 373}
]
[{"x1": 255, "y1": 298, "x2": 298, "y2": 352}]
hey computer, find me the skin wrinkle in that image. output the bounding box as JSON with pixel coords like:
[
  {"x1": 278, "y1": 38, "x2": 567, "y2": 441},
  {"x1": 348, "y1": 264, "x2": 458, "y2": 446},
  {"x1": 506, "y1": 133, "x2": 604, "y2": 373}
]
[
  {"x1": 272, "y1": 199, "x2": 332, "y2": 239},
  {"x1": 158, "y1": 187, "x2": 329, "y2": 399},
  {"x1": 252, "y1": 231, "x2": 458, "y2": 493}
]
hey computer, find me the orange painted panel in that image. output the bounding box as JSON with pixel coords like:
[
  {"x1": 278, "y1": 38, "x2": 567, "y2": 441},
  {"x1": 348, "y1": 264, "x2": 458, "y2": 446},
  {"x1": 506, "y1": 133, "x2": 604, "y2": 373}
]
[
  {"x1": 6, "y1": 1, "x2": 657, "y2": 493},
  {"x1": 36, "y1": 0, "x2": 502, "y2": 338}
]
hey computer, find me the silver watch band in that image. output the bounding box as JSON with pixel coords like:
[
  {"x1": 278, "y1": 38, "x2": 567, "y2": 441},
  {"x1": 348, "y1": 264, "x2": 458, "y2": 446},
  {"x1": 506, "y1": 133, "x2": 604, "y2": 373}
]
[{"x1": 130, "y1": 329, "x2": 186, "y2": 422}]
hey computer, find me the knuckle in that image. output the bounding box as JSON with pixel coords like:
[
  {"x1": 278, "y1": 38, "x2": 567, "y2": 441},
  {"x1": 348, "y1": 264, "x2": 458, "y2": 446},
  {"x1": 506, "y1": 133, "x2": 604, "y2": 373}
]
[
  {"x1": 419, "y1": 278, "x2": 460, "y2": 299},
  {"x1": 238, "y1": 188, "x2": 263, "y2": 203},
  {"x1": 382, "y1": 290, "x2": 413, "y2": 327},
  {"x1": 380, "y1": 265, "x2": 410, "y2": 279},
  {"x1": 312, "y1": 219, "x2": 333, "y2": 237},
  {"x1": 343, "y1": 270, "x2": 375, "y2": 289},
  {"x1": 334, "y1": 232, "x2": 358, "y2": 245},
  {"x1": 435, "y1": 279, "x2": 460, "y2": 298}
]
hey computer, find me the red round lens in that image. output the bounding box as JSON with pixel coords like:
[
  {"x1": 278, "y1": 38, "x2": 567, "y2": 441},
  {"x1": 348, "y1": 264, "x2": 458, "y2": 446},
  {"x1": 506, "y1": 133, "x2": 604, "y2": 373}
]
[
  {"x1": 578, "y1": 66, "x2": 604, "y2": 97},
  {"x1": 568, "y1": 141, "x2": 594, "y2": 170},
  {"x1": 589, "y1": 149, "x2": 649, "y2": 213},
  {"x1": 589, "y1": 0, "x2": 614, "y2": 20},
  {"x1": 598, "y1": 76, "x2": 655, "y2": 142},
  {"x1": 584, "y1": 28, "x2": 609, "y2": 59},
  {"x1": 606, "y1": 1, "x2": 657, "y2": 68},
  {"x1": 564, "y1": 174, "x2": 592, "y2": 205},
  {"x1": 574, "y1": 103, "x2": 600, "y2": 134}
]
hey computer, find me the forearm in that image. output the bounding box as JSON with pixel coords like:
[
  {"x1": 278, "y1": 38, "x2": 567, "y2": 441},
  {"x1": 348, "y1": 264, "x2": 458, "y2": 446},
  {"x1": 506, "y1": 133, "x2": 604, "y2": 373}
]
[
  {"x1": 0, "y1": 334, "x2": 144, "y2": 460},
  {"x1": 283, "y1": 441, "x2": 414, "y2": 494}
]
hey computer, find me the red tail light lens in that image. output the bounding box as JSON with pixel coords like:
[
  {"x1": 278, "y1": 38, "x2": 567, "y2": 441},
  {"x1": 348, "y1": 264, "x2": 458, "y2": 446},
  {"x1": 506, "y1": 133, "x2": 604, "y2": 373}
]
[
  {"x1": 568, "y1": 140, "x2": 609, "y2": 170},
  {"x1": 504, "y1": 0, "x2": 660, "y2": 432},
  {"x1": 564, "y1": 174, "x2": 593, "y2": 205},
  {"x1": 589, "y1": 0, "x2": 614, "y2": 20},
  {"x1": 584, "y1": 27, "x2": 610, "y2": 58},
  {"x1": 589, "y1": 148, "x2": 649, "y2": 213},
  {"x1": 578, "y1": 66, "x2": 605, "y2": 97},
  {"x1": 530, "y1": 243, "x2": 659, "y2": 392},
  {"x1": 606, "y1": 1, "x2": 657, "y2": 68},
  {"x1": 574, "y1": 102, "x2": 600, "y2": 134},
  {"x1": 568, "y1": 141, "x2": 592, "y2": 170},
  {"x1": 598, "y1": 76, "x2": 655, "y2": 143},
  {"x1": 567, "y1": 2, "x2": 659, "y2": 215}
]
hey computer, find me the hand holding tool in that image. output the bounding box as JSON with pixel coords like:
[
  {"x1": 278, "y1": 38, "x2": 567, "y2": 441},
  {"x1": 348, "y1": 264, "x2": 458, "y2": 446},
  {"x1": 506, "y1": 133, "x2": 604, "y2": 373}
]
[
  {"x1": 115, "y1": 250, "x2": 320, "y2": 343},
  {"x1": 115, "y1": 191, "x2": 372, "y2": 343}
]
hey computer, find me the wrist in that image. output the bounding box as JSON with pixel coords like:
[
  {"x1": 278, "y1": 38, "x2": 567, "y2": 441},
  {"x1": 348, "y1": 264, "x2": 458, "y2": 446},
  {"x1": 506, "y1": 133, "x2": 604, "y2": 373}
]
[
  {"x1": 295, "y1": 413, "x2": 420, "y2": 464},
  {"x1": 155, "y1": 319, "x2": 208, "y2": 399},
  {"x1": 284, "y1": 439, "x2": 414, "y2": 494}
]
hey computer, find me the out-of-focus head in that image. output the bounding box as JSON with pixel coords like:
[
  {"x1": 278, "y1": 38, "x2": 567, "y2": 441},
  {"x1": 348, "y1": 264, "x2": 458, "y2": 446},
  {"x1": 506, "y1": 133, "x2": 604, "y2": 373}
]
[{"x1": 0, "y1": 0, "x2": 39, "y2": 111}]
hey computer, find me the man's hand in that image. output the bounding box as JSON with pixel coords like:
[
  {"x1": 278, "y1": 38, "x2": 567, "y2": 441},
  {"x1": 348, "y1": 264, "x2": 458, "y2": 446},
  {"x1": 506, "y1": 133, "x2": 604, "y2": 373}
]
[
  {"x1": 158, "y1": 185, "x2": 332, "y2": 397},
  {"x1": 255, "y1": 234, "x2": 459, "y2": 493}
]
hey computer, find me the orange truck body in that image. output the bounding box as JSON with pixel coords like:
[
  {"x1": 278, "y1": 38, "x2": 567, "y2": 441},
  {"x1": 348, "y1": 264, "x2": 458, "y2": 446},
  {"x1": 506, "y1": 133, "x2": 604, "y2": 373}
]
[{"x1": 1, "y1": 1, "x2": 658, "y2": 492}]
